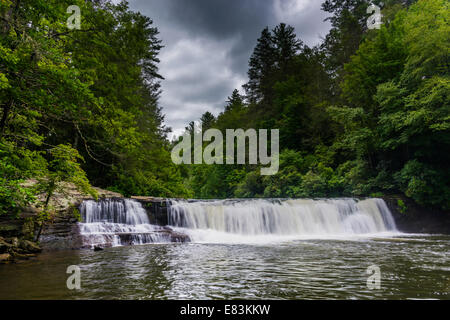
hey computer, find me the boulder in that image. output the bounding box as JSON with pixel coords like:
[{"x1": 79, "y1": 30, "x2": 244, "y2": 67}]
[
  {"x1": 19, "y1": 239, "x2": 42, "y2": 253},
  {"x1": 0, "y1": 253, "x2": 12, "y2": 263},
  {"x1": 160, "y1": 227, "x2": 191, "y2": 243},
  {"x1": 0, "y1": 237, "x2": 13, "y2": 253},
  {"x1": 0, "y1": 236, "x2": 41, "y2": 263},
  {"x1": 12, "y1": 252, "x2": 37, "y2": 260},
  {"x1": 7, "y1": 237, "x2": 19, "y2": 248},
  {"x1": 170, "y1": 231, "x2": 191, "y2": 243}
]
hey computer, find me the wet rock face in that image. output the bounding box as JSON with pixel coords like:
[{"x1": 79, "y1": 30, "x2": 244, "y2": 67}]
[
  {"x1": 0, "y1": 236, "x2": 42, "y2": 264},
  {"x1": 161, "y1": 227, "x2": 191, "y2": 243},
  {"x1": 383, "y1": 195, "x2": 450, "y2": 234},
  {"x1": 132, "y1": 197, "x2": 169, "y2": 226},
  {"x1": 36, "y1": 187, "x2": 123, "y2": 250},
  {"x1": 38, "y1": 213, "x2": 84, "y2": 251}
]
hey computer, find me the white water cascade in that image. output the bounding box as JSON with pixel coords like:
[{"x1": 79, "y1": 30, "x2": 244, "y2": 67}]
[
  {"x1": 79, "y1": 199, "x2": 173, "y2": 248},
  {"x1": 168, "y1": 198, "x2": 399, "y2": 243},
  {"x1": 78, "y1": 198, "x2": 399, "y2": 247}
]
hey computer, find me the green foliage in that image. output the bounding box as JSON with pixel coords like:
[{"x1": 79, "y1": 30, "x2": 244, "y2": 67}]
[
  {"x1": 395, "y1": 160, "x2": 450, "y2": 210},
  {"x1": 36, "y1": 144, "x2": 97, "y2": 205},
  {"x1": 397, "y1": 199, "x2": 408, "y2": 214},
  {"x1": 0, "y1": 0, "x2": 447, "y2": 216},
  {"x1": 182, "y1": 0, "x2": 449, "y2": 213},
  {"x1": 0, "y1": 177, "x2": 35, "y2": 217},
  {"x1": 71, "y1": 207, "x2": 82, "y2": 222},
  {"x1": 0, "y1": 0, "x2": 190, "y2": 217},
  {"x1": 0, "y1": 141, "x2": 41, "y2": 216},
  {"x1": 235, "y1": 172, "x2": 264, "y2": 198}
]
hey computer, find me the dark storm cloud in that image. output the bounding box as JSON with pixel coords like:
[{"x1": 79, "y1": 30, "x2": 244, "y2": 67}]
[
  {"x1": 160, "y1": 0, "x2": 273, "y2": 38},
  {"x1": 125, "y1": 0, "x2": 331, "y2": 137}
]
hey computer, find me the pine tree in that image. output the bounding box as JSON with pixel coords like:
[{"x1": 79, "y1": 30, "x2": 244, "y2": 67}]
[
  {"x1": 244, "y1": 24, "x2": 301, "y2": 107},
  {"x1": 225, "y1": 89, "x2": 244, "y2": 112},
  {"x1": 200, "y1": 112, "x2": 216, "y2": 131},
  {"x1": 243, "y1": 27, "x2": 277, "y2": 104},
  {"x1": 272, "y1": 23, "x2": 303, "y2": 71}
]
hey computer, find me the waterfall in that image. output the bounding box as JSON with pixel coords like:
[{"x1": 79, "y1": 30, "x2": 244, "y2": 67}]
[
  {"x1": 168, "y1": 198, "x2": 398, "y2": 242},
  {"x1": 78, "y1": 198, "x2": 399, "y2": 247},
  {"x1": 79, "y1": 199, "x2": 174, "y2": 248}
]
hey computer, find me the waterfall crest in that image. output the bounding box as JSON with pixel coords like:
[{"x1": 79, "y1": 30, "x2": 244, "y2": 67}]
[{"x1": 168, "y1": 198, "x2": 398, "y2": 242}]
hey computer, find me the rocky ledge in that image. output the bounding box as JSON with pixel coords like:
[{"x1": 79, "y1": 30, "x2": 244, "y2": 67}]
[
  {"x1": 81, "y1": 227, "x2": 190, "y2": 250},
  {"x1": 0, "y1": 236, "x2": 42, "y2": 264},
  {"x1": 1, "y1": 182, "x2": 191, "y2": 252},
  {"x1": 36, "y1": 183, "x2": 124, "y2": 251},
  {"x1": 383, "y1": 195, "x2": 450, "y2": 234},
  {"x1": 0, "y1": 181, "x2": 124, "y2": 252},
  {"x1": 152, "y1": 226, "x2": 191, "y2": 243}
]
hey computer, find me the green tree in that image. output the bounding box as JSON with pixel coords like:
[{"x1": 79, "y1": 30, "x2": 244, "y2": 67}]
[{"x1": 34, "y1": 144, "x2": 97, "y2": 241}]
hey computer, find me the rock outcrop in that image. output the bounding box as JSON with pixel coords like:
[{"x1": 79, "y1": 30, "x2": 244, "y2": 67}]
[
  {"x1": 383, "y1": 195, "x2": 450, "y2": 234},
  {"x1": 1, "y1": 182, "x2": 191, "y2": 252},
  {"x1": 0, "y1": 181, "x2": 123, "y2": 251},
  {"x1": 0, "y1": 236, "x2": 42, "y2": 264},
  {"x1": 131, "y1": 196, "x2": 170, "y2": 226},
  {"x1": 37, "y1": 184, "x2": 123, "y2": 250}
]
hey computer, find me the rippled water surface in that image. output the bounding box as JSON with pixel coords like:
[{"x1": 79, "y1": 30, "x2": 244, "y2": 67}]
[{"x1": 0, "y1": 235, "x2": 449, "y2": 300}]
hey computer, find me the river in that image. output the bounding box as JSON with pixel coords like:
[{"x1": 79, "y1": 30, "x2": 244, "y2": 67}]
[
  {"x1": 0, "y1": 235, "x2": 448, "y2": 299},
  {"x1": 0, "y1": 198, "x2": 448, "y2": 299}
]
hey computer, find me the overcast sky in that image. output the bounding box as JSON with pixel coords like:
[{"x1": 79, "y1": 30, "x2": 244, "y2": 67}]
[{"x1": 124, "y1": 0, "x2": 331, "y2": 138}]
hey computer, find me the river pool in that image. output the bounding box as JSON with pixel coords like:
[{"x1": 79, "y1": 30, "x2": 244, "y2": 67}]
[{"x1": 0, "y1": 235, "x2": 448, "y2": 300}]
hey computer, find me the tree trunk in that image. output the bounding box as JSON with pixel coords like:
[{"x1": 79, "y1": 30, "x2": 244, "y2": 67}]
[
  {"x1": 34, "y1": 183, "x2": 55, "y2": 242},
  {"x1": 0, "y1": 102, "x2": 11, "y2": 137}
]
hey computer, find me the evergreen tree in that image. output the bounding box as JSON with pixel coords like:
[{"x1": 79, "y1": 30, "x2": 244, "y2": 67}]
[
  {"x1": 225, "y1": 89, "x2": 244, "y2": 112},
  {"x1": 243, "y1": 27, "x2": 277, "y2": 104},
  {"x1": 200, "y1": 112, "x2": 216, "y2": 131}
]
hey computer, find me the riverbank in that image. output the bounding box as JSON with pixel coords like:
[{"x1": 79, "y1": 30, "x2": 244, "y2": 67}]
[
  {"x1": 0, "y1": 236, "x2": 42, "y2": 264},
  {"x1": 0, "y1": 182, "x2": 122, "y2": 263},
  {"x1": 0, "y1": 237, "x2": 42, "y2": 264}
]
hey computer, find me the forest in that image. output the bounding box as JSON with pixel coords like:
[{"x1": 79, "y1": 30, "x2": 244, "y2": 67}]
[{"x1": 1, "y1": 0, "x2": 449, "y2": 219}]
